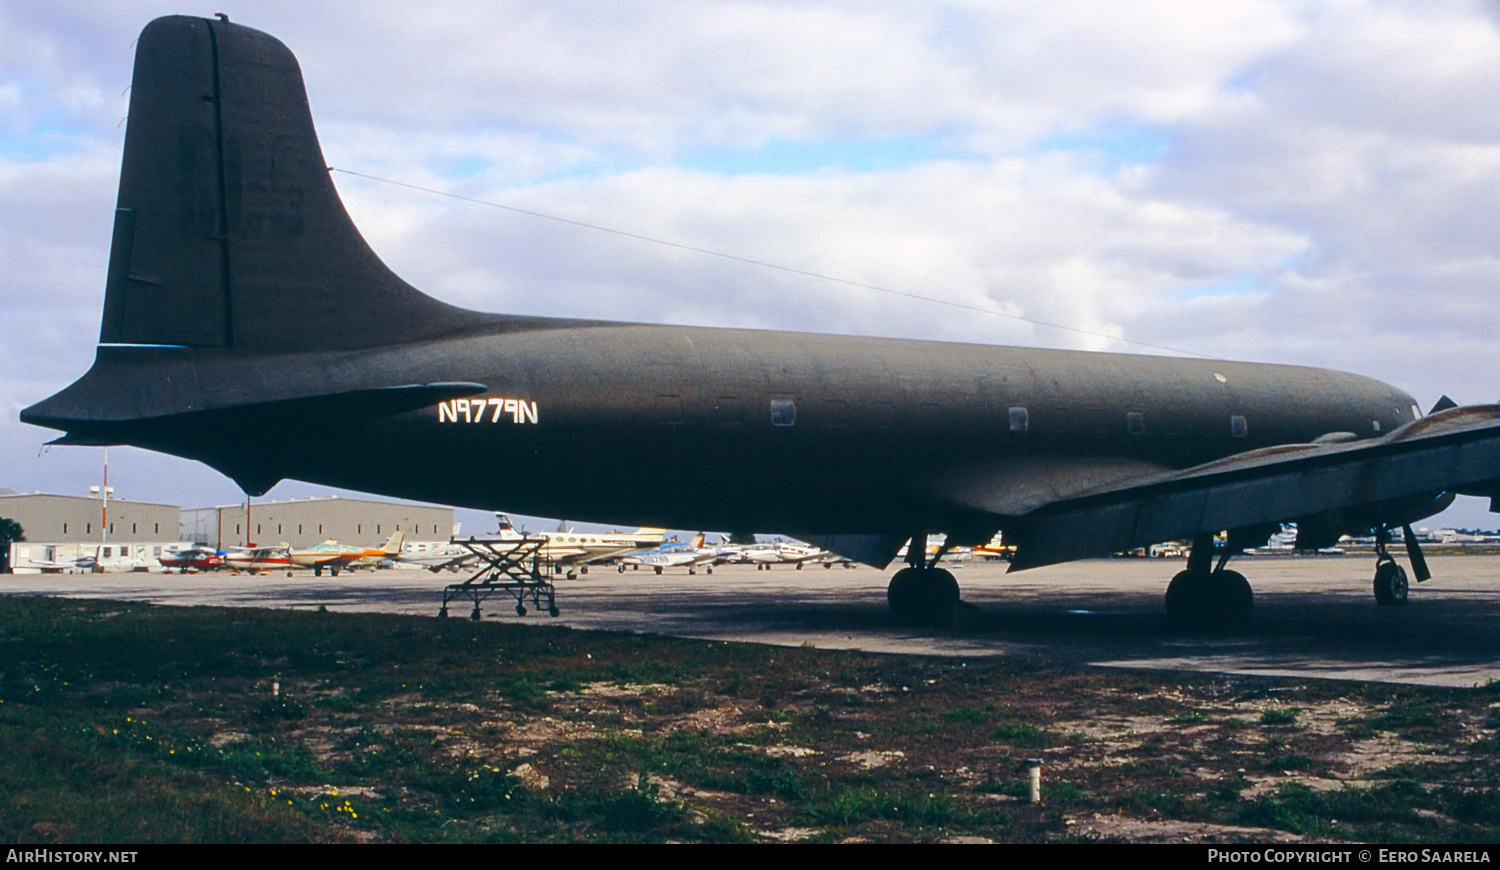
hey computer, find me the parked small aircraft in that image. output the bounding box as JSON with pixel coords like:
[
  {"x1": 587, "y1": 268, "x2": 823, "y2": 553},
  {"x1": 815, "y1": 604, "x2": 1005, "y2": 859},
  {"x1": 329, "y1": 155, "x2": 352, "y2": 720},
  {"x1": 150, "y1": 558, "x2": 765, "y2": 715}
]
[
  {"x1": 223, "y1": 544, "x2": 292, "y2": 575},
  {"x1": 159, "y1": 544, "x2": 227, "y2": 573},
  {"x1": 621, "y1": 534, "x2": 726, "y2": 574},
  {"x1": 289, "y1": 531, "x2": 405, "y2": 576}
]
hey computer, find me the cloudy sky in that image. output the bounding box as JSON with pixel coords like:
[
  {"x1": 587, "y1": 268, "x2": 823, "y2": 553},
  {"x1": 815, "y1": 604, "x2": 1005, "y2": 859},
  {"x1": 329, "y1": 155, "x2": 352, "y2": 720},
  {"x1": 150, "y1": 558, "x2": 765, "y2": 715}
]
[{"x1": 4, "y1": 0, "x2": 1500, "y2": 534}]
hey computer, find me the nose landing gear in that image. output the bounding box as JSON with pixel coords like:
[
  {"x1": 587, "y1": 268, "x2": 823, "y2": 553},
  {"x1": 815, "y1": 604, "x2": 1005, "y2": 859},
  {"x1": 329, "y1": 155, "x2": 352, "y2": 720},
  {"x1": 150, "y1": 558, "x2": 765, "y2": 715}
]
[{"x1": 1373, "y1": 524, "x2": 1427, "y2": 606}]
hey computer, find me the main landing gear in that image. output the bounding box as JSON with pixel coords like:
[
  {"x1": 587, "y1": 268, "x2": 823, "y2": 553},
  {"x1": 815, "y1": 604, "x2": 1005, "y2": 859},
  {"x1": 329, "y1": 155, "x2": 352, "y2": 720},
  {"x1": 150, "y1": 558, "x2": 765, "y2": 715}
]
[
  {"x1": 887, "y1": 534, "x2": 961, "y2": 627},
  {"x1": 1164, "y1": 534, "x2": 1253, "y2": 632}
]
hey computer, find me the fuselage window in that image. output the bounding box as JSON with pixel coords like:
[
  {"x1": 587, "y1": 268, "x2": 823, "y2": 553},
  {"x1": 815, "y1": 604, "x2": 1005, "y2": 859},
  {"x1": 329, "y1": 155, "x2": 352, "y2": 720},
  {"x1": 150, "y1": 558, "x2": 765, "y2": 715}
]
[
  {"x1": 1127, "y1": 411, "x2": 1145, "y2": 435},
  {"x1": 712, "y1": 396, "x2": 744, "y2": 428},
  {"x1": 1231, "y1": 415, "x2": 1248, "y2": 438},
  {"x1": 770, "y1": 399, "x2": 797, "y2": 427},
  {"x1": 655, "y1": 394, "x2": 684, "y2": 425},
  {"x1": 1009, "y1": 407, "x2": 1029, "y2": 433}
]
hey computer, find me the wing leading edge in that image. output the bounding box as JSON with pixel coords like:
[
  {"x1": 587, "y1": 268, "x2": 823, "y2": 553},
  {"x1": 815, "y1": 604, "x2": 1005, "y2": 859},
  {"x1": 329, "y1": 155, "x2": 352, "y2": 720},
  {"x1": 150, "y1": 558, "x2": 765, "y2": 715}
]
[{"x1": 1005, "y1": 404, "x2": 1500, "y2": 570}]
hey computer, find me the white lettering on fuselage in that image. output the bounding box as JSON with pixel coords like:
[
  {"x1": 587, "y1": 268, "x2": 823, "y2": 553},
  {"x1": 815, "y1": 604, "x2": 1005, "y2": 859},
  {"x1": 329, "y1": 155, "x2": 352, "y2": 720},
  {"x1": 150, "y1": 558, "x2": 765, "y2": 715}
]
[{"x1": 438, "y1": 398, "x2": 538, "y2": 424}]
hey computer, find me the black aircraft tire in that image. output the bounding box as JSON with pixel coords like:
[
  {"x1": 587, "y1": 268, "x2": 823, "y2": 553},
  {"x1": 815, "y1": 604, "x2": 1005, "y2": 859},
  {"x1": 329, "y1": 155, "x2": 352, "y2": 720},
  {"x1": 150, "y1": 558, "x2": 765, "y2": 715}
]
[
  {"x1": 887, "y1": 567, "x2": 924, "y2": 624},
  {"x1": 926, "y1": 568, "x2": 960, "y2": 627},
  {"x1": 887, "y1": 567, "x2": 960, "y2": 627},
  {"x1": 1374, "y1": 561, "x2": 1409, "y2": 606},
  {"x1": 1165, "y1": 570, "x2": 1207, "y2": 628},
  {"x1": 1166, "y1": 569, "x2": 1252, "y2": 633},
  {"x1": 1213, "y1": 569, "x2": 1253, "y2": 632}
]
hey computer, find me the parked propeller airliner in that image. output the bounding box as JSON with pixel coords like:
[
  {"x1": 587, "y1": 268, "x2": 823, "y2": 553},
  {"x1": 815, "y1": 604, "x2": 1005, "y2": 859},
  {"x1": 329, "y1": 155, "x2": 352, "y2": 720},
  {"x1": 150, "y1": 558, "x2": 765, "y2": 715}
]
[{"x1": 23, "y1": 16, "x2": 1500, "y2": 629}]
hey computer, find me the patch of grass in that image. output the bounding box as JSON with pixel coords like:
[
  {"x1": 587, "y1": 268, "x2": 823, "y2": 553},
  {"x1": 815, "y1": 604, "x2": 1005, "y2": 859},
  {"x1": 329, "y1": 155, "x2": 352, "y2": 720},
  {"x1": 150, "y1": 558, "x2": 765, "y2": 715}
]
[
  {"x1": 802, "y1": 786, "x2": 958, "y2": 827},
  {"x1": 5, "y1": 595, "x2": 1500, "y2": 843},
  {"x1": 1263, "y1": 753, "x2": 1315, "y2": 772},
  {"x1": 992, "y1": 721, "x2": 1051, "y2": 747},
  {"x1": 1259, "y1": 708, "x2": 1300, "y2": 727}
]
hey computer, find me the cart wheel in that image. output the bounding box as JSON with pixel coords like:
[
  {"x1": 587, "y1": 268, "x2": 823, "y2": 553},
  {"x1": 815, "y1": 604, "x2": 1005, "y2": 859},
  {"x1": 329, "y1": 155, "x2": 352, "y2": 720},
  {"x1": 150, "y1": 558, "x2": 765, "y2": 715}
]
[
  {"x1": 549, "y1": 605, "x2": 560, "y2": 617},
  {"x1": 439, "y1": 607, "x2": 448, "y2": 618},
  {"x1": 469, "y1": 608, "x2": 481, "y2": 622},
  {"x1": 516, "y1": 604, "x2": 527, "y2": 616}
]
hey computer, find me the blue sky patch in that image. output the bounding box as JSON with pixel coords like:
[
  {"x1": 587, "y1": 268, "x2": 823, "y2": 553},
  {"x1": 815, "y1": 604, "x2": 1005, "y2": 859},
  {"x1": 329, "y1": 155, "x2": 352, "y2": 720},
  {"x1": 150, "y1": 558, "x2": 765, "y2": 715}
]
[
  {"x1": 1036, "y1": 123, "x2": 1171, "y2": 174},
  {"x1": 1166, "y1": 272, "x2": 1260, "y2": 300},
  {"x1": 680, "y1": 135, "x2": 964, "y2": 176}
]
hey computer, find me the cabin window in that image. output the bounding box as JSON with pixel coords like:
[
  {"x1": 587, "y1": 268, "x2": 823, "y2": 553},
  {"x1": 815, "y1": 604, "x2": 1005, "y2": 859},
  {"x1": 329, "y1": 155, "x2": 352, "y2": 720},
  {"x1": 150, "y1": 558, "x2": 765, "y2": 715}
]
[
  {"x1": 769, "y1": 399, "x2": 797, "y2": 427},
  {"x1": 712, "y1": 396, "x2": 744, "y2": 428},
  {"x1": 1126, "y1": 411, "x2": 1145, "y2": 435},
  {"x1": 1231, "y1": 414, "x2": 1248, "y2": 438},
  {"x1": 1008, "y1": 407, "x2": 1029, "y2": 433},
  {"x1": 654, "y1": 395, "x2": 684, "y2": 425}
]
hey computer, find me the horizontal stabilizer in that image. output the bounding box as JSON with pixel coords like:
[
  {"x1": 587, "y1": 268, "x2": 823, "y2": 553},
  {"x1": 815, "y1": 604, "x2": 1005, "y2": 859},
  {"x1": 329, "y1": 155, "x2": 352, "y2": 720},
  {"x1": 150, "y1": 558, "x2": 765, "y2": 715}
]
[{"x1": 44, "y1": 381, "x2": 486, "y2": 496}]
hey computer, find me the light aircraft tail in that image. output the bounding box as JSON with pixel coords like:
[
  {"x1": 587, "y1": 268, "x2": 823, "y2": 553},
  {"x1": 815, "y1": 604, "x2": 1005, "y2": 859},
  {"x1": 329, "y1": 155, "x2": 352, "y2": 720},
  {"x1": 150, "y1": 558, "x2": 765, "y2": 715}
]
[{"x1": 381, "y1": 530, "x2": 406, "y2": 555}]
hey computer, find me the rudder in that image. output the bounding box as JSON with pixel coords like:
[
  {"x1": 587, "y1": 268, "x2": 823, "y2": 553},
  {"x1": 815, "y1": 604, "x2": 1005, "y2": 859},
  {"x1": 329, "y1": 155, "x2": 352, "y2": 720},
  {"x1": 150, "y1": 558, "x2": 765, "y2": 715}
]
[{"x1": 100, "y1": 16, "x2": 480, "y2": 354}]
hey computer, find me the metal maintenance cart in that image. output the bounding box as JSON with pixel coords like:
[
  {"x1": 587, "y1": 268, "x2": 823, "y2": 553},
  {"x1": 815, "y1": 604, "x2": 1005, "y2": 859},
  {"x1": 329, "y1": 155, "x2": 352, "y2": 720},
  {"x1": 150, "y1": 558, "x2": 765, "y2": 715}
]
[{"x1": 439, "y1": 535, "x2": 559, "y2": 620}]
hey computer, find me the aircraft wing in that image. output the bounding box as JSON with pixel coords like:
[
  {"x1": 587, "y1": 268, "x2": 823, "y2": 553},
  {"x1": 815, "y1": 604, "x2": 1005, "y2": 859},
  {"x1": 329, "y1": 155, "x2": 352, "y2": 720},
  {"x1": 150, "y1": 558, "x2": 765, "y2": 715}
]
[{"x1": 1006, "y1": 404, "x2": 1500, "y2": 570}]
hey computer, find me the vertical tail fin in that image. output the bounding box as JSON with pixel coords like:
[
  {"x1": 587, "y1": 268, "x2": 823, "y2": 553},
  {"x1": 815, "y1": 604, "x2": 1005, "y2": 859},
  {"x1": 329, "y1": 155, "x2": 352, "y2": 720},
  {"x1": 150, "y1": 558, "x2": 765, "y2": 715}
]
[{"x1": 100, "y1": 16, "x2": 481, "y2": 354}]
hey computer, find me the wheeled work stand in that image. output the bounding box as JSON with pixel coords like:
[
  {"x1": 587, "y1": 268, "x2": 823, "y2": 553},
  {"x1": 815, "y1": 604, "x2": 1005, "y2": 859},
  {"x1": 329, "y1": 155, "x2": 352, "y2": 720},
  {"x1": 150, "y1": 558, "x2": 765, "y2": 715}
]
[{"x1": 439, "y1": 536, "x2": 559, "y2": 620}]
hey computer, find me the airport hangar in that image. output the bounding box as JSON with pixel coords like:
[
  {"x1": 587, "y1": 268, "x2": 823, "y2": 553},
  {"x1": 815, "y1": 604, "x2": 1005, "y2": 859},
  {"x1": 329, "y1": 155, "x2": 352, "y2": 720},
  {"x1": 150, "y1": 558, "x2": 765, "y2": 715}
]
[{"x1": 1, "y1": 492, "x2": 455, "y2": 572}]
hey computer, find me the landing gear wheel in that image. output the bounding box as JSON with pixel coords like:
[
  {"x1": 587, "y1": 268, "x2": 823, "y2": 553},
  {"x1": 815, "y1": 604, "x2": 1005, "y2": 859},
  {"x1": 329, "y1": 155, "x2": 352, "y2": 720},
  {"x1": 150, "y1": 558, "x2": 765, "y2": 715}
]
[
  {"x1": 1165, "y1": 569, "x2": 1252, "y2": 632},
  {"x1": 1374, "y1": 560, "x2": 1409, "y2": 606},
  {"x1": 887, "y1": 567, "x2": 960, "y2": 627}
]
